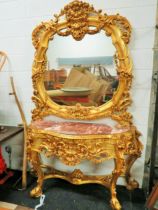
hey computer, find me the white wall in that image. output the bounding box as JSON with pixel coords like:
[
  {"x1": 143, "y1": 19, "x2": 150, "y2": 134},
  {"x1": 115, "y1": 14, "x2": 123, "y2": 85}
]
[{"x1": 0, "y1": 0, "x2": 157, "y2": 187}]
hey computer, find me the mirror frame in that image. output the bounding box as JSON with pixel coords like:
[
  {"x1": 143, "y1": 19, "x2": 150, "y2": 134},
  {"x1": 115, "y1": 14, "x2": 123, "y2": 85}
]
[{"x1": 31, "y1": 0, "x2": 132, "y2": 124}]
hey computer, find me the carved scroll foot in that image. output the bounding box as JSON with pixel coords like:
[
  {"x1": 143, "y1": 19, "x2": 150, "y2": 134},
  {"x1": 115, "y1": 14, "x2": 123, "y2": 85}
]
[
  {"x1": 110, "y1": 198, "x2": 121, "y2": 210},
  {"x1": 126, "y1": 179, "x2": 139, "y2": 190},
  {"x1": 110, "y1": 169, "x2": 122, "y2": 210},
  {"x1": 110, "y1": 147, "x2": 125, "y2": 210},
  {"x1": 29, "y1": 151, "x2": 44, "y2": 198},
  {"x1": 30, "y1": 185, "x2": 43, "y2": 198},
  {"x1": 125, "y1": 154, "x2": 139, "y2": 190}
]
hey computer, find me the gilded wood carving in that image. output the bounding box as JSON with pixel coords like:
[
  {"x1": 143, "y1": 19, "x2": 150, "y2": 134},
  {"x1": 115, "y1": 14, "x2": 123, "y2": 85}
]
[
  {"x1": 31, "y1": 0, "x2": 132, "y2": 125},
  {"x1": 27, "y1": 125, "x2": 142, "y2": 210},
  {"x1": 27, "y1": 127, "x2": 141, "y2": 166},
  {"x1": 28, "y1": 1, "x2": 143, "y2": 210}
]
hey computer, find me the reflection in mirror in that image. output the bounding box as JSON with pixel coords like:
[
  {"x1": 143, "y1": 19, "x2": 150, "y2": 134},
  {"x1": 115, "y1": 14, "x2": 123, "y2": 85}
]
[{"x1": 45, "y1": 31, "x2": 119, "y2": 107}]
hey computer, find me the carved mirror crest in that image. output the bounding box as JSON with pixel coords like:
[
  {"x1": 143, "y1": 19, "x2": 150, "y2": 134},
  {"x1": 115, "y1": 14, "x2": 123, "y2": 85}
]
[{"x1": 31, "y1": 0, "x2": 132, "y2": 126}]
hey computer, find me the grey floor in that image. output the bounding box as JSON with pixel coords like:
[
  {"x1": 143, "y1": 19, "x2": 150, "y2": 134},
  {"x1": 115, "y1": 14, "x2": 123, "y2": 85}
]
[{"x1": 0, "y1": 171, "x2": 147, "y2": 210}]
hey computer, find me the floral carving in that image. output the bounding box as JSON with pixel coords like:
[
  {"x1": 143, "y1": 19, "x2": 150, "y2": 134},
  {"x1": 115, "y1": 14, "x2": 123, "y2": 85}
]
[
  {"x1": 64, "y1": 103, "x2": 92, "y2": 119},
  {"x1": 27, "y1": 128, "x2": 142, "y2": 167},
  {"x1": 55, "y1": 0, "x2": 104, "y2": 40}
]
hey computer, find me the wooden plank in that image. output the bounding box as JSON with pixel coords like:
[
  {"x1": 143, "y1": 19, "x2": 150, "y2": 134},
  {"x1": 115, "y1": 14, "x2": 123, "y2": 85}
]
[
  {"x1": 15, "y1": 206, "x2": 33, "y2": 210},
  {"x1": 0, "y1": 201, "x2": 17, "y2": 209},
  {"x1": 0, "y1": 202, "x2": 33, "y2": 210},
  {"x1": 146, "y1": 183, "x2": 158, "y2": 209}
]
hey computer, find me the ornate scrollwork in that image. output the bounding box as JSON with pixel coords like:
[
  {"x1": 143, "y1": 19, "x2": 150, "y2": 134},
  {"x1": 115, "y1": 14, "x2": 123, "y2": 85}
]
[
  {"x1": 32, "y1": 23, "x2": 47, "y2": 49},
  {"x1": 114, "y1": 91, "x2": 132, "y2": 112},
  {"x1": 55, "y1": 0, "x2": 104, "y2": 40},
  {"x1": 31, "y1": 96, "x2": 51, "y2": 121},
  {"x1": 40, "y1": 136, "x2": 115, "y2": 166},
  {"x1": 61, "y1": 103, "x2": 94, "y2": 119},
  {"x1": 28, "y1": 128, "x2": 141, "y2": 167},
  {"x1": 31, "y1": 0, "x2": 133, "y2": 122},
  {"x1": 105, "y1": 14, "x2": 132, "y2": 44}
]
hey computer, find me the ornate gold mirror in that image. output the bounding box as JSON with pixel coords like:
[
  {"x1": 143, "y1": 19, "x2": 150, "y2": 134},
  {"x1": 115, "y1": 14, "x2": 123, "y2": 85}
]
[{"x1": 32, "y1": 0, "x2": 132, "y2": 122}]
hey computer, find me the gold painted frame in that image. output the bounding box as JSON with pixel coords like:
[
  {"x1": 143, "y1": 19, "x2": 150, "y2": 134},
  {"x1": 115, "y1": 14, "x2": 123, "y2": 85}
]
[{"x1": 31, "y1": 0, "x2": 132, "y2": 125}]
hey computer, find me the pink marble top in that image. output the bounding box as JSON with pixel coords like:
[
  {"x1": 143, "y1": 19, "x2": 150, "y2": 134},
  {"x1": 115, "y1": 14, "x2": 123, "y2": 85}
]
[{"x1": 31, "y1": 120, "x2": 129, "y2": 135}]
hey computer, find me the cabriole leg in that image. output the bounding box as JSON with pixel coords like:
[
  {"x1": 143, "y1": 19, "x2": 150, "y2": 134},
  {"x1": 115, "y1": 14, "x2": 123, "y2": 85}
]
[
  {"x1": 125, "y1": 154, "x2": 139, "y2": 190},
  {"x1": 110, "y1": 153, "x2": 125, "y2": 210},
  {"x1": 30, "y1": 151, "x2": 44, "y2": 197}
]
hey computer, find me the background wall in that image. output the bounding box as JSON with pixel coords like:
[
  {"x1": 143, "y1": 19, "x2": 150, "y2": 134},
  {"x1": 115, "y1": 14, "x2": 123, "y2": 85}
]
[{"x1": 0, "y1": 0, "x2": 157, "y2": 187}]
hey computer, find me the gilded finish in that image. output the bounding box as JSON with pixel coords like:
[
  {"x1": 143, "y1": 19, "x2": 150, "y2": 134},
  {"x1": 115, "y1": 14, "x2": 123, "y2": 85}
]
[
  {"x1": 27, "y1": 127, "x2": 141, "y2": 166},
  {"x1": 31, "y1": 0, "x2": 132, "y2": 123},
  {"x1": 28, "y1": 1, "x2": 143, "y2": 210},
  {"x1": 27, "y1": 125, "x2": 142, "y2": 209}
]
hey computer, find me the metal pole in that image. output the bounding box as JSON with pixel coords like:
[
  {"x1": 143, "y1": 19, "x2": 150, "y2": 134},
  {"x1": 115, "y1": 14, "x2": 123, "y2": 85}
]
[{"x1": 149, "y1": 72, "x2": 158, "y2": 192}]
